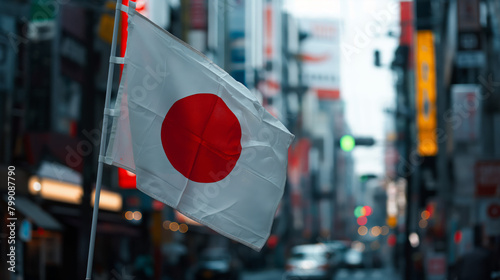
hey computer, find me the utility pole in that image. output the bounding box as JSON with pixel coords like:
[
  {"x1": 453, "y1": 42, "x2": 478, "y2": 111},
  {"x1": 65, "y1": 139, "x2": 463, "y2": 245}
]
[{"x1": 78, "y1": 6, "x2": 98, "y2": 279}]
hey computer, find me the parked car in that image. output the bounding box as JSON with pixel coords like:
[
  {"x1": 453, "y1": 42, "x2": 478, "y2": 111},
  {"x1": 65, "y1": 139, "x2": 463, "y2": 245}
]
[
  {"x1": 284, "y1": 244, "x2": 336, "y2": 280},
  {"x1": 322, "y1": 240, "x2": 349, "y2": 268},
  {"x1": 193, "y1": 248, "x2": 240, "y2": 280},
  {"x1": 344, "y1": 248, "x2": 364, "y2": 269}
]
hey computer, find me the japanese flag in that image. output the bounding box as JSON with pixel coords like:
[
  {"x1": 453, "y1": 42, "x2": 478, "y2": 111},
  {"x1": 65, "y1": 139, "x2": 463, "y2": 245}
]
[{"x1": 105, "y1": 10, "x2": 294, "y2": 250}]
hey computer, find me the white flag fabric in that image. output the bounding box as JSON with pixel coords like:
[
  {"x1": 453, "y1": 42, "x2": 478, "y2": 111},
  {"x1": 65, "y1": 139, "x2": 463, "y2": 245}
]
[{"x1": 105, "y1": 11, "x2": 294, "y2": 250}]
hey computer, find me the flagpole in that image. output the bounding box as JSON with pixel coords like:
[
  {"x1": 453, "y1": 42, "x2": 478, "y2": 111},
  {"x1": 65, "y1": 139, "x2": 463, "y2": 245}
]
[{"x1": 85, "y1": 1, "x2": 123, "y2": 279}]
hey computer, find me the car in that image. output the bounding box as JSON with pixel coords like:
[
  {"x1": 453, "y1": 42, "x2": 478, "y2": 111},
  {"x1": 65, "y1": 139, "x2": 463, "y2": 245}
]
[
  {"x1": 193, "y1": 248, "x2": 240, "y2": 280},
  {"x1": 284, "y1": 244, "x2": 336, "y2": 280},
  {"x1": 322, "y1": 240, "x2": 350, "y2": 268},
  {"x1": 344, "y1": 248, "x2": 364, "y2": 269}
]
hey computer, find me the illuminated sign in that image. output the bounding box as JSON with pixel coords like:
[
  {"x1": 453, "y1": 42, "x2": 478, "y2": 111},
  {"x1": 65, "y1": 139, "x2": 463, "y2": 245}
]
[
  {"x1": 415, "y1": 30, "x2": 437, "y2": 156},
  {"x1": 29, "y1": 176, "x2": 122, "y2": 211},
  {"x1": 118, "y1": 168, "x2": 136, "y2": 189}
]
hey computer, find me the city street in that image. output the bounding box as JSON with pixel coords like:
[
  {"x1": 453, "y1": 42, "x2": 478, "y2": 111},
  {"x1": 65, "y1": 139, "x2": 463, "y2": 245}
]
[
  {"x1": 242, "y1": 267, "x2": 401, "y2": 280},
  {"x1": 2, "y1": 0, "x2": 500, "y2": 279},
  {"x1": 334, "y1": 268, "x2": 400, "y2": 280}
]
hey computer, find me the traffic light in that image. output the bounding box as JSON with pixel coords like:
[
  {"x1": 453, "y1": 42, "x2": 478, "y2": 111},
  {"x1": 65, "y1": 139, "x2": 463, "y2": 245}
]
[
  {"x1": 354, "y1": 205, "x2": 373, "y2": 218},
  {"x1": 340, "y1": 135, "x2": 355, "y2": 152},
  {"x1": 354, "y1": 206, "x2": 364, "y2": 217},
  {"x1": 360, "y1": 174, "x2": 377, "y2": 182},
  {"x1": 374, "y1": 49, "x2": 381, "y2": 67},
  {"x1": 337, "y1": 135, "x2": 375, "y2": 152}
]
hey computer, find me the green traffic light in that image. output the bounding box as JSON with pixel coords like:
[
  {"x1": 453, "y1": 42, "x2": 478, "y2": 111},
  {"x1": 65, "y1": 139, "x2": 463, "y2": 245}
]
[
  {"x1": 340, "y1": 135, "x2": 355, "y2": 152},
  {"x1": 354, "y1": 206, "x2": 363, "y2": 217}
]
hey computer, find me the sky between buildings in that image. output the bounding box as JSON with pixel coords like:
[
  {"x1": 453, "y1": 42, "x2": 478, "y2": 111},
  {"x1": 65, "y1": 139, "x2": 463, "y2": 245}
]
[{"x1": 287, "y1": 0, "x2": 400, "y2": 176}]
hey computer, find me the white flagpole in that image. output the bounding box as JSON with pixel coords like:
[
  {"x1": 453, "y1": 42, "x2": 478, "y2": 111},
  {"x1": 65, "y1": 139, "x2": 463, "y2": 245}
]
[{"x1": 85, "y1": 0, "x2": 124, "y2": 279}]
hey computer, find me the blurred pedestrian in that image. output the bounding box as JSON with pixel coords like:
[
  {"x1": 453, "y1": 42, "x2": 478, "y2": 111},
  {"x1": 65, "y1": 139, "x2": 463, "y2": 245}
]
[{"x1": 453, "y1": 225, "x2": 493, "y2": 280}]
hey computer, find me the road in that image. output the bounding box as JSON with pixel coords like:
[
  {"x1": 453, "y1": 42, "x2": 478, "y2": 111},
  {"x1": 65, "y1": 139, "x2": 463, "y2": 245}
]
[
  {"x1": 242, "y1": 267, "x2": 401, "y2": 280},
  {"x1": 335, "y1": 268, "x2": 400, "y2": 280}
]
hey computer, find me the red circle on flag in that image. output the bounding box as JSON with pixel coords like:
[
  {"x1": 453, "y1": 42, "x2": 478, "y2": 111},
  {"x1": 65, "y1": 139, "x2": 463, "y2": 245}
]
[{"x1": 161, "y1": 94, "x2": 242, "y2": 183}]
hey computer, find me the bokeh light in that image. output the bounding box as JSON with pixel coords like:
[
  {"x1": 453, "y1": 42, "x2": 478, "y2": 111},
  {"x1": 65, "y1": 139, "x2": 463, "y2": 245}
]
[
  {"x1": 169, "y1": 222, "x2": 179, "y2": 231},
  {"x1": 421, "y1": 210, "x2": 431, "y2": 220},
  {"x1": 387, "y1": 216, "x2": 397, "y2": 228},
  {"x1": 371, "y1": 226, "x2": 381, "y2": 237},
  {"x1": 125, "y1": 211, "x2": 133, "y2": 220},
  {"x1": 419, "y1": 219, "x2": 428, "y2": 229},
  {"x1": 381, "y1": 226, "x2": 389, "y2": 235},
  {"x1": 454, "y1": 230, "x2": 462, "y2": 244},
  {"x1": 179, "y1": 224, "x2": 189, "y2": 233},
  {"x1": 354, "y1": 206, "x2": 364, "y2": 217},
  {"x1": 387, "y1": 234, "x2": 397, "y2": 247},
  {"x1": 352, "y1": 241, "x2": 365, "y2": 252},
  {"x1": 133, "y1": 211, "x2": 142, "y2": 220},
  {"x1": 363, "y1": 206, "x2": 372, "y2": 216},
  {"x1": 358, "y1": 226, "x2": 368, "y2": 236},
  {"x1": 162, "y1": 220, "x2": 171, "y2": 230},
  {"x1": 357, "y1": 216, "x2": 367, "y2": 226},
  {"x1": 409, "y1": 233, "x2": 419, "y2": 247}
]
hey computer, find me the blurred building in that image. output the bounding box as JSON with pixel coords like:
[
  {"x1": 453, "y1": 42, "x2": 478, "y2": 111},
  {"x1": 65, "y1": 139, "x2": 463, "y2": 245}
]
[
  {"x1": 390, "y1": 0, "x2": 500, "y2": 279},
  {"x1": 0, "y1": 0, "x2": 180, "y2": 279}
]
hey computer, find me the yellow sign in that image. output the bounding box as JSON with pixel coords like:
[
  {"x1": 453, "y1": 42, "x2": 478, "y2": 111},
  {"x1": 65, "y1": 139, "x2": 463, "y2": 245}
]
[
  {"x1": 415, "y1": 30, "x2": 438, "y2": 156},
  {"x1": 98, "y1": 1, "x2": 116, "y2": 44}
]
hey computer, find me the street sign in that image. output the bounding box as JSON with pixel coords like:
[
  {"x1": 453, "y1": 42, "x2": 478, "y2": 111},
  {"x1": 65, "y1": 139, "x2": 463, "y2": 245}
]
[
  {"x1": 488, "y1": 203, "x2": 500, "y2": 218},
  {"x1": 451, "y1": 84, "x2": 481, "y2": 142},
  {"x1": 479, "y1": 198, "x2": 500, "y2": 235},
  {"x1": 299, "y1": 18, "x2": 341, "y2": 100},
  {"x1": 456, "y1": 51, "x2": 485, "y2": 68},
  {"x1": 475, "y1": 161, "x2": 500, "y2": 196},
  {"x1": 457, "y1": 0, "x2": 481, "y2": 31},
  {"x1": 415, "y1": 30, "x2": 437, "y2": 156},
  {"x1": 426, "y1": 253, "x2": 446, "y2": 280}
]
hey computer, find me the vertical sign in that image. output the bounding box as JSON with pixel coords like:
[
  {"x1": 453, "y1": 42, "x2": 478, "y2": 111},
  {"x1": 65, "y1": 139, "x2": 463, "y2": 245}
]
[
  {"x1": 415, "y1": 30, "x2": 437, "y2": 156},
  {"x1": 451, "y1": 84, "x2": 481, "y2": 142},
  {"x1": 260, "y1": 2, "x2": 281, "y2": 97},
  {"x1": 456, "y1": 0, "x2": 484, "y2": 68},
  {"x1": 479, "y1": 198, "x2": 500, "y2": 235},
  {"x1": 457, "y1": 0, "x2": 480, "y2": 31},
  {"x1": 475, "y1": 161, "x2": 500, "y2": 196},
  {"x1": 300, "y1": 19, "x2": 341, "y2": 100},
  {"x1": 425, "y1": 253, "x2": 446, "y2": 280}
]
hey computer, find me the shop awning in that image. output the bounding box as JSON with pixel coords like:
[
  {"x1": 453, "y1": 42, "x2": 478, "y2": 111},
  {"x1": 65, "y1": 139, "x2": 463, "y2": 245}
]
[{"x1": 4, "y1": 196, "x2": 64, "y2": 231}]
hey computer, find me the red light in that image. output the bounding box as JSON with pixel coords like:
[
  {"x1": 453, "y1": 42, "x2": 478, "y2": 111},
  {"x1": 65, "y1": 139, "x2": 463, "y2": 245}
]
[
  {"x1": 69, "y1": 120, "x2": 78, "y2": 138},
  {"x1": 152, "y1": 200, "x2": 165, "y2": 211},
  {"x1": 387, "y1": 234, "x2": 396, "y2": 247},
  {"x1": 363, "y1": 206, "x2": 373, "y2": 216},
  {"x1": 357, "y1": 216, "x2": 367, "y2": 226},
  {"x1": 425, "y1": 204, "x2": 435, "y2": 217},
  {"x1": 118, "y1": 168, "x2": 136, "y2": 189},
  {"x1": 267, "y1": 235, "x2": 279, "y2": 249},
  {"x1": 126, "y1": 196, "x2": 140, "y2": 207},
  {"x1": 454, "y1": 231, "x2": 462, "y2": 244}
]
